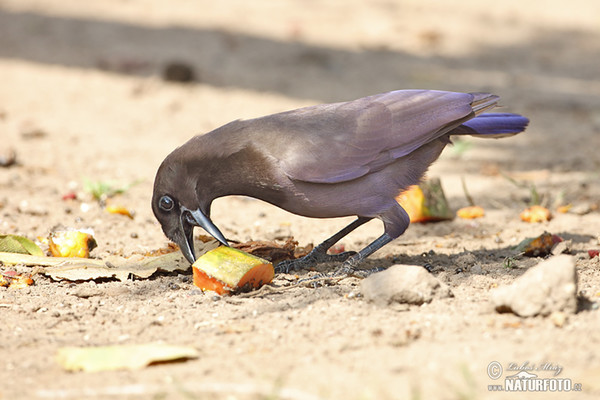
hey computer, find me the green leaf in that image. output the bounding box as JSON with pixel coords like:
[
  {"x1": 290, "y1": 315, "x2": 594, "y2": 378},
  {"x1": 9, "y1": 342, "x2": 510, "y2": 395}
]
[
  {"x1": 0, "y1": 234, "x2": 44, "y2": 256},
  {"x1": 56, "y1": 344, "x2": 199, "y2": 372}
]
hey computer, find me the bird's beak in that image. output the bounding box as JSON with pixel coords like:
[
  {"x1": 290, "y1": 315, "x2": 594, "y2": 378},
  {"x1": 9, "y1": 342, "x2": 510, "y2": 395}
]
[{"x1": 179, "y1": 206, "x2": 229, "y2": 264}]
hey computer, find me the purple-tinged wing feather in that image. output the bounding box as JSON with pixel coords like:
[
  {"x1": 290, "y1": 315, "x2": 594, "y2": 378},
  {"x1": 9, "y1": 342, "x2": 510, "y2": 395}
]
[{"x1": 275, "y1": 90, "x2": 478, "y2": 184}]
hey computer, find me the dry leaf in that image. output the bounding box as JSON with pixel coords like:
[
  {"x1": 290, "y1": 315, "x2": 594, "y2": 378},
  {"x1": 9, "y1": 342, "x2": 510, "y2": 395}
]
[
  {"x1": 515, "y1": 232, "x2": 563, "y2": 257},
  {"x1": 232, "y1": 237, "x2": 308, "y2": 264},
  {"x1": 56, "y1": 344, "x2": 198, "y2": 372},
  {"x1": 0, "y1": 240, "x2": 218, "y2": 281}
]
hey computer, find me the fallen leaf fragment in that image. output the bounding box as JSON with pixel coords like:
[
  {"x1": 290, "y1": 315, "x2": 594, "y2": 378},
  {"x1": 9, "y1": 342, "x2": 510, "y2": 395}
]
[
  {"x1": 0, "y1": 234, "x2": 44, "y2": 256},
  {"x1": 56, "y1": 344, "x2": 198, "y2": 372},
  {"x1": 48, "y1": 230, "x2": 97, "y2": 258},
  {"x1": 556, "y1": 204, "x2": 572, "y2": 214},
  {"x1": 193, "y1": 246, "x2": 274, "y2": 295},
  {"x1": 515, "y1": 232, "x2": 563, "y2": 257},
  {"x1": 456, "y1": 205, "x2": 485, "y2": 219},
  {"x1": 141, "y1": 242, "x2": 180, "y2": 257},
  {"x1": 396, "y1": 178, "x2": 453, "y2": 223},
  {"x1": 0, "y1": 240, "x2": 218, "y2": 282},
  {"x1": 232, "y1": 237, "x2": 310, "y2": 264},
  {"x1": 520, "y1": 205, "x2": 552, "y2": 223}
]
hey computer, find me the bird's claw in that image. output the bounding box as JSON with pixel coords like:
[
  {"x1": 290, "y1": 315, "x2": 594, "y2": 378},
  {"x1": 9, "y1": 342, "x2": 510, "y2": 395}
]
[
  {"x1": 296, "y1": 257, "x2": 386, "y2": 287},
  {"x1": 275, "y1": 250, "x2": 356, "y2": 274}
]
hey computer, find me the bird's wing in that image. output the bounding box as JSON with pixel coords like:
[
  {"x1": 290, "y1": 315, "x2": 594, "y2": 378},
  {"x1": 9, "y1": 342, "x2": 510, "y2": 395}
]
[{"x1": 262, "y1": 90, "x2": 490, "y2": 184}]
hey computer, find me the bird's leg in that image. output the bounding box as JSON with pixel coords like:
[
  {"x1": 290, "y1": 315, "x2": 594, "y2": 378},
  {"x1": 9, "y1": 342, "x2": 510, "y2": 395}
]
[
  {"x1": 298, "y1": 204, "x2": 410, "y2": 285},
  {"x1": 296, "y1": 233, "x2": 394, "y2": 285},
  {"x1": 275, "y1": 217, "x2": 372, "y2": 273},
  {"x1": 333, "y1": 233, "x2": 394, "y2": 277}
]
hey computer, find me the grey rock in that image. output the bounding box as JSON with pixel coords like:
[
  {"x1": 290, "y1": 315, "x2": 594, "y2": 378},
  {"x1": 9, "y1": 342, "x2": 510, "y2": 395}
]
[
  {"x1": 491, "y1": 255, "x2": 578, "y2": 317},
  {"x1": 361, "y1": 265, "x2": 453, "y2": 305}
]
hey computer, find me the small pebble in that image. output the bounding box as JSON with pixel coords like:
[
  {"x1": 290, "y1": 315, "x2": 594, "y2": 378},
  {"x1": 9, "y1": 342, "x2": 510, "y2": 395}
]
[
  {"x1": 163, "y1": 62, "x2": 196, "y2": 83},
  {"x1": 0, "y1": 148, "x2": 17, "y2": 167},
  {"x1": 549, "y1": 311, "x2": 567, "y2": 327},
  {"x1": 470, "y1": 264, "x2": 484, "y2": 274}
]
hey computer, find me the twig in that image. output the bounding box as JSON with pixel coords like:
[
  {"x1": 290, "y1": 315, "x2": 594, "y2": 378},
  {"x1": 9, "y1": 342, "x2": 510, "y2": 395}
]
[{"x1": 461, "y1": 176, "x2": 476, "y2": 207}]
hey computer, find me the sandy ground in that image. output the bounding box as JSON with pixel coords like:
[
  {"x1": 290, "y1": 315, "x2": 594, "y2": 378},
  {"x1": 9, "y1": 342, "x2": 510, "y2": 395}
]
[{"x1": 1, "y1": 1, "x2": 600, "y2": 399}]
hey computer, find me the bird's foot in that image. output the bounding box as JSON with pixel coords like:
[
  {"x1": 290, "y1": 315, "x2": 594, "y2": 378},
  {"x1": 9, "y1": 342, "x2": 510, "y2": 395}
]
[
  {"x1": 296, "y1": 255, "x2": 385, "y2": 287},
  {"x1": 275, "y1": 247, "x2": 356, "y2": 274}
]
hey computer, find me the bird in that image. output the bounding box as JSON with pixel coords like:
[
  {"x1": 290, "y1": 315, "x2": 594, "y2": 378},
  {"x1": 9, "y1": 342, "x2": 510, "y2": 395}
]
[{"x1": 152, "y1": 89, "x2": 528, "y2": 277}]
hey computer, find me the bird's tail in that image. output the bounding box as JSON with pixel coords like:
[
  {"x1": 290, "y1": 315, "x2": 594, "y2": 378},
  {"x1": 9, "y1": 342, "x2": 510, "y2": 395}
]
[{"x1": 452, "y1": 113, "x2": 529, "y2": 138}]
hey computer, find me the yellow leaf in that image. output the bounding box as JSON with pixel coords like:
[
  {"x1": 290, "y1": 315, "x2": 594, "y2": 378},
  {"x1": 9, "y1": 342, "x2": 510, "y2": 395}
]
[
  {"x1": 56, "y1": 344, "x2": 198, "y2": 372},
  {"x1": 0, "y1": 239, "x2": 218, "y2": 282}
]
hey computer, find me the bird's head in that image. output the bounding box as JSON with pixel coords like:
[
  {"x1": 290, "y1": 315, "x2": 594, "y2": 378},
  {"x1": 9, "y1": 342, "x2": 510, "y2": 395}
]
[{"x1": 151, "y1": 152, "x2": 228, "y2": 264}]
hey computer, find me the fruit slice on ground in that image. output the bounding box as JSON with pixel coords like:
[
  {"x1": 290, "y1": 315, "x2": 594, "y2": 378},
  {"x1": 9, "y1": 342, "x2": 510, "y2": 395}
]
[
  {"x1": 192, "y1": 246, "x2": 274, "y2": 295},
  {"x1": 456, "y1": 205, "x2": 485, "y2": 219},
  {"x1": 396, "y1": 178, "x2": 453, "y2": 223},
  {"x1": 520, "y1": 205, "x2": 552, "y2": 223},
  {"x1": 48, "y1": 230, "x2": 97, "y2": 258}
]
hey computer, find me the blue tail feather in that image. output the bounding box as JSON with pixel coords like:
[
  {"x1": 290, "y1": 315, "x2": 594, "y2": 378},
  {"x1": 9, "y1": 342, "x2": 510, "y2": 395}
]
[{"x1": 454, "y1": 113, "x2": 529, "y2": 138}]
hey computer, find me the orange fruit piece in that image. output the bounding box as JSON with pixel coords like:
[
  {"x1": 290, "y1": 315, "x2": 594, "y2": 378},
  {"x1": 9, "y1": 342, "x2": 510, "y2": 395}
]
[
  {"x1": 456, "y1": 205, "x2": 485, "y2": 219},
  {"x1": 192, "y1": 246, "x2": 274, "y2": 295},
  {"x1": 520, "y1": 205, "x2": 552, "y2": 223},
  {"x1": 105, "y1": 204, "x2": 134, "y2": 219},
  {"x1": 48, "y1": 231, "x2": 97, "y2": 258},
  {"x1": 396, "y1": 179, "x2": 453, "y2": 223}
]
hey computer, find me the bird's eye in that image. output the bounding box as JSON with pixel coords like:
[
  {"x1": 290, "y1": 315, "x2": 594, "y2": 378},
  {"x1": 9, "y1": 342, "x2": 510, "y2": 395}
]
[{"x1": 159, "y1": 195, "x2": 175, "y2": 211}]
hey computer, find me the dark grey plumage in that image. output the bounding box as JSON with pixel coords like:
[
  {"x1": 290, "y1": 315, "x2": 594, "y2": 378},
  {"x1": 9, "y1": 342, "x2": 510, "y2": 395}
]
[{"x1": 152, "y1": 90, "x2": 528, "y2": 274}]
